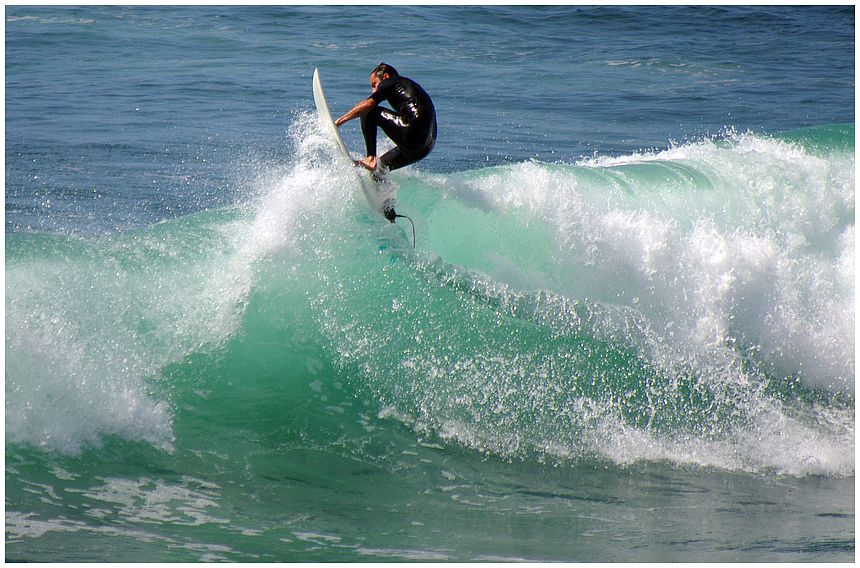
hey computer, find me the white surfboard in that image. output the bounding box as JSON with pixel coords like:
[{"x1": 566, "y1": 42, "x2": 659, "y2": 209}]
[{"x1": 312, "y1": 67, "x2": 393, "y2": 217}]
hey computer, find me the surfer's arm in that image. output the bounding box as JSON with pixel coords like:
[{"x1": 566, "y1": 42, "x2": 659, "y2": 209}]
[{"x1": 335, "y1": 98, "x2": 377, "y2": 127}]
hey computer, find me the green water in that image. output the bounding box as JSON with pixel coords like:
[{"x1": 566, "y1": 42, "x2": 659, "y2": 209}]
[{"x1": 6, "y1": 127, "x2": 854, "y2": 561}]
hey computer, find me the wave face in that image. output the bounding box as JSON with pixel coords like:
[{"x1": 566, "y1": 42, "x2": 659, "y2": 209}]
[{"x1": 6, "y1": 121, "x2": 855, "y2": 481}]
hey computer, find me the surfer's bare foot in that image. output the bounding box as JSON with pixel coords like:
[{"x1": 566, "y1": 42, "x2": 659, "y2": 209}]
[{"x1": 355, "y1": 156, "x2": 378, "y2": 172}]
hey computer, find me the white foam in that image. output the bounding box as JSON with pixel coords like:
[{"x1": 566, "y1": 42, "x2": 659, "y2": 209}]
[
  {"x1": 582, "y1": 398, "x2": 855, "y2": 477},
  {"x1": 353, "y1": 132, "x2": 855, "y2": 477},
  {"x1": 5, "y1": 110, "x2": 353, "y2": 454},
  {"x1": 474, "y1": 132, "x2": 854, "y2": 394}
]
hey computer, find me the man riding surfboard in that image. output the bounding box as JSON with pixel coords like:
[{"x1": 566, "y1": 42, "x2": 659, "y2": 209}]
[{"x1": 335, "y1": 63, "x2": 437, "y2": 175}]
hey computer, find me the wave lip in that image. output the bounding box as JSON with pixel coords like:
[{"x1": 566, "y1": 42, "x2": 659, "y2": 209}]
[
  {"x1": 460, "y1": 127, "x2": 855, "y2": 395},
  {"x1": 333, "y1": 126, "x2": 853, "y2": 476}
]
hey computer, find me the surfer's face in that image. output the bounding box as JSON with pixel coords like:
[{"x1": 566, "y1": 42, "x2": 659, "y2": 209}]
[{"x1": 369, "y1": 72, "x2": 389, "y2": 92}]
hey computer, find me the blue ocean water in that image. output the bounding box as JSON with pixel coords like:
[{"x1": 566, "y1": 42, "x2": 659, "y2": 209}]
[{"x1": 5, "y1": 5, "x2": 854, "y2": 562}]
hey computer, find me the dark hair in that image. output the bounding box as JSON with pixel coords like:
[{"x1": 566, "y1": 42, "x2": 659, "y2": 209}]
[{"x1": 372, "y1": 62, "x2": 399, "y2": 79}]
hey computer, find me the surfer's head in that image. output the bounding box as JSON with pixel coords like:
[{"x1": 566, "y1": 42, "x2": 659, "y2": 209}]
[
  {"x1": 372, "y1": 63, "x2": 398, "y2": 80},
  {"x1": 370, "y1": 63, "x2": 398, "y2": 91}
]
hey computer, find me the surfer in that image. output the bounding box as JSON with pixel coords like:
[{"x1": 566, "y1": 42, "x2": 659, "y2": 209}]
[{"x1": 334, "y1": 63, "x2": 437, "y2": 175}]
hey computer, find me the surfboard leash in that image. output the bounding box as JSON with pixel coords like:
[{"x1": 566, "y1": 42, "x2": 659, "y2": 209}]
[
  {"x1": 383, "y1": 203, "x2": 416, "y2": 249},
  {"x1": 395, "y1": 214, "x2": 416, "y2": 249}
]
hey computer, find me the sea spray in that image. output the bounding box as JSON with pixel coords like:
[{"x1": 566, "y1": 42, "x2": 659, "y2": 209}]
[
  {"x1": 4, "y1": 111, "x2": 359, "y2": 454},
  {"x1": 306, "y1": 127, "x2": 854, "y2": 476},
  {"x1": 5, "y1": 122, "x2": 854, "y2": 479},
  {"x1": 441, "y1": 129, "x2": 855, "y2": 394}
]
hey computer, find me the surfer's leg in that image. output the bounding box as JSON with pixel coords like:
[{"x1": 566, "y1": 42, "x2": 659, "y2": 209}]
[
  {"x1": 363, "y1": 107, "x2": 435, "y2": 171},
  {"x1": 378, "y1": 147, "x2": 416, "y2": 171},
  {"x1": 360, "y1": 110, "x2": 379, "y2": 157},
  {"x1": 379, "y1": 121, "x2": 435, "y2": 171},
  {"x1": 379, "y1": 142, "x2": 434, "y2": 172},
  {"x1": 361, "y1": 106, "x2": 408, "y2": 157}
]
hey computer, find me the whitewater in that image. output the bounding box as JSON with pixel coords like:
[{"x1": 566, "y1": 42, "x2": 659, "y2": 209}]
[{"x1": 8, "y1": 117, "x2": 854, "y2": 470}]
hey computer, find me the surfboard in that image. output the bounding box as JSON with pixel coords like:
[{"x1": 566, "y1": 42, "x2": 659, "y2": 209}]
[{"x1": 312, "y1": 67, "x2": 393, "y2": 217}]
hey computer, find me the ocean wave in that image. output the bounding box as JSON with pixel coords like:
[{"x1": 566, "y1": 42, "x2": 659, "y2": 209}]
[{"x1": 5, "y1": 121, "x2": 854, "y2": 477}]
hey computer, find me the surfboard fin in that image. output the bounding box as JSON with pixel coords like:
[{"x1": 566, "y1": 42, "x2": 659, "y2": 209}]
[{"x1": 382, "y1": 200, "x2": 397, "y2": 223}]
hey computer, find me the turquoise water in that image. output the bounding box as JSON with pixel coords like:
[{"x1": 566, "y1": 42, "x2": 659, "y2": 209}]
[{"x1": 6, "y1": 6, "x2": 855, "y2": 562}]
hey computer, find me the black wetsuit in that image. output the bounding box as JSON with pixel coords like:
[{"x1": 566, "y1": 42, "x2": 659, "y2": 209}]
[{"x1": 361, "y1": 76, "x2": 436, "y2": 171}]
